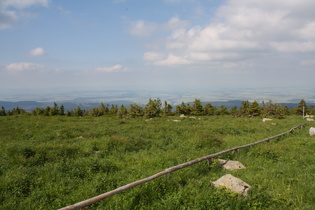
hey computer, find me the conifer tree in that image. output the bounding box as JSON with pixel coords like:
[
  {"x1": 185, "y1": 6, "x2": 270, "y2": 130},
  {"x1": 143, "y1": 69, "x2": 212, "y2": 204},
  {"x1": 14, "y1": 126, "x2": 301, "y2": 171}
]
[
  {"x1": 175, "y1": 102, "x2": 187, "y2": 115},
  {"x1": 240, "y1": 100, "x2": 250, "y2": 117},
  {"x1": 74, "y1": 106, "x2": 84, "y2": 116},
  {"x1": 191, "y1": 99, "x2": 203, "y2": 116},
  {"x1": 283, "y1": 106, "x2": 291, "y2": 115},
  {"x1": 261, "y1": 100, "x2": 275, "y2": 117},
  {"x1": 203, "y1": 103, "x2": 217, "y2": 116},
  {"x1": 44, "y1": 106, "x2": 51, "y2": 116},
  {"x1": 109, "y1": 104, "x2": 118, "y2": 116},
  {"x1": 128, "y1": 104, "x2": 144, "y2": 118},
  {"x1": 249, "y1": 100, "x2": 261, "y2": 117},
  {"x1": 293, "y1": 99, "x2": 308, "y2": 116},
  {"x1": 162, "y1": 101, "x2": 173, "y2": 116},
  {"x1": 218, "y1": 105, "x2": 229, "y2": 115},
  {"x1": 309, "y1": 105, "x2": 315, "y2": 115},
  {"x1": 117, "y1": 105, "x2": 128, "y2": 119},
  {"x1": 0, "y1": 106, "x2": 6, "y2": 116},
  {"x1": 51, "y1": 102, "x2": 59, "y2": 116},
  {"x1": 144, "y1": 98, "x2": 161, "y2": 118},
  {"x1": 99, "y1": 103, "x2": 109, "y2": 116},
  {"x1": 59, "y1": 105, "x2": 65, "y2": 115},
  {"x1": 274, "y1": 104, "x2": 284, "y2": 119},
  {"x1": 230, "y1": 105, "x2": 239, "y2": 117}
]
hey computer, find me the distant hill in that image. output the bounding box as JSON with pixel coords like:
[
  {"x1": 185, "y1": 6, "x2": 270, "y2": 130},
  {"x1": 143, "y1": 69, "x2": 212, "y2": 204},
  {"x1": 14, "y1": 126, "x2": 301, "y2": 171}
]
[
  {"x1": 1, "y1": 99, "x2": 313, "y2": 112},
  {"x1": 0, "y1": 101, "x2": 46, "y2": 111},
  {"x1": 0, "y1": 100, "x2": 138, "y2": 112}
]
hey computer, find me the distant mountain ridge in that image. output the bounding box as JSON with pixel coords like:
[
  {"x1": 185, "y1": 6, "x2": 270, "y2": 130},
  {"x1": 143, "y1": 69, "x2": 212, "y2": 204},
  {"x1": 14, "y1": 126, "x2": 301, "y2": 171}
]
[
  {"x1": 0, "y1": 100, "x2": 137, "y2": 112},
  {"x1": 1, "y1": 99, "x2": 312, "y2": 112}
]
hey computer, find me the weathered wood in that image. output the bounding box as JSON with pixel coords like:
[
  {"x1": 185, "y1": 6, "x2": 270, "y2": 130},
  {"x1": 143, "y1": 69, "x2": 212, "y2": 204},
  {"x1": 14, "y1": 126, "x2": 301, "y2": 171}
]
[
  {"x1": 59, "y1": 123, "x2": 310, "y2": 210},
  {"x1": 207, "y1": 158, "x2": 213, "y2": 166}
]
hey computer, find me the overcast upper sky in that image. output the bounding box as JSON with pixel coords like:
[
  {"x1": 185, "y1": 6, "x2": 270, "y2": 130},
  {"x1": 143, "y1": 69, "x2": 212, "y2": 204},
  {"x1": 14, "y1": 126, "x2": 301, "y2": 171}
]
[{"x1": 1, "y1": 0, "x2": 315, "y2": 93}]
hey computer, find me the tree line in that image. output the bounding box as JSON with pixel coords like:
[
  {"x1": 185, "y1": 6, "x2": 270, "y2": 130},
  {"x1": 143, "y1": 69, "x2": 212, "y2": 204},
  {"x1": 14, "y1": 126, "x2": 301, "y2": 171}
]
[{"x1": 0, "y1": 99, "x2": 313, "y2": 119}]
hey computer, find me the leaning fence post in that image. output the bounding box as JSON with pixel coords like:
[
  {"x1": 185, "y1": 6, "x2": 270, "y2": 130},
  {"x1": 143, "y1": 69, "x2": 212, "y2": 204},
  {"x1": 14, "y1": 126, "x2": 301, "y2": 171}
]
[{"x1": 207, "y1": 158, "x2": 213, "y2": 166}]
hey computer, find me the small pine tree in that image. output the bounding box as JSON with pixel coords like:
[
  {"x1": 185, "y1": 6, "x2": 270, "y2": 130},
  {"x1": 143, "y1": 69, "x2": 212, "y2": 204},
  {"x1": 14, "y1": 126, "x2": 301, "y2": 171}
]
[
  {"x1": 128, "y1": 104, "x2": 144, "y2": 118},
  {"x1": 240, "y1": 100, "x2": 250, "y2": 117},
  {"x1": 308, "y1": 105, "x2": 315, "y2": 115},
  {"x1": 59, "y1": 105, "x2": 65, "y2": 115},
  {"x1": 274, "y1": 104, "x2": 284, "y2": 119},
  {"x1": 293, "y1": 99, "x2": 308, "y2": 116},
  {"x1": 249, "y1": 100, "x2": 261, "y2": 117},
  {"x1": 204, "y1": 103, "x2": 217, "y2": 116},
  {"x1": 175, "y1": 102, "x2": 187, "y2": 115},
  {"x1": 283, "y1": 106, "x2": 291, "y2": 115},
  {"x1": 74, "y1": 106, "x2": 83, "y2": 117},
  {"x1": 0, "y1": 106, "x2": 6, "y2": 116},
  {"x1": 117, "y1": 105, "x2": 128, "y2": 119},
  {"x1": 51, "y1": 102, "x2": 59, "y2": 116},
  {"x1": 230, "y1": 106, "x2": 239, "y2": 117},
  {"x1": 144, "y1": 98, "x2": 162, "y2": 118},
  {"x1": 218, "y1": 105, "x2": 229, "y2": 115},
  {"x1": 261, "y1": 100, "x2": 275, "y2": 117},
  {"x1": 99, "y1": 103, "x2": 109, "y2": 116},
  {"x1": 109, "y1": 104, "x2": 118, "y2": 116},
  {"x1": 162, "y1": 101, "x2": 173, "y2": 116},
  {"x1": 191, "y1": 99, "x2": 204, "y2": 116}
]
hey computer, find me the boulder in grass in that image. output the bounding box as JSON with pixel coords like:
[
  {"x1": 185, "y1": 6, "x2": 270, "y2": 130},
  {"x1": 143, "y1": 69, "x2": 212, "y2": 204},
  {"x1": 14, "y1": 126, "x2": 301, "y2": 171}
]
[
  {"x1": 262, "y1": 118, "x2": 273, "y2": 122},
  {"x1": 310, "y1": 127, "x2": 315, "y2": 136},
  {"x1": 211, "y1": 174, "x2": 251, "y2": 197},
  {"x1": 217, "y1": 159, "x2": 246, "y2": 171}
]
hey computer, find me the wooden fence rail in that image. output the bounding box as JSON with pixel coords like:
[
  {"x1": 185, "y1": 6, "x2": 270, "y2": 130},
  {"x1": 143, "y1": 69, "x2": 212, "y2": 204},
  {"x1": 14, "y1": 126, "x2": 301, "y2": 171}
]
[{"x1": 59, "y1": 122, "x2": 310, "y2": 210}]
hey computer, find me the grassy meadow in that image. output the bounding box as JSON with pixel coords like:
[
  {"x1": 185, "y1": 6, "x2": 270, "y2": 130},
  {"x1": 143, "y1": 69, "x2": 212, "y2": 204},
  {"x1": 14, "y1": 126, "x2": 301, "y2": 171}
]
[{"x1": 0, "y1": 115, "x2": 315, "y2": 209}]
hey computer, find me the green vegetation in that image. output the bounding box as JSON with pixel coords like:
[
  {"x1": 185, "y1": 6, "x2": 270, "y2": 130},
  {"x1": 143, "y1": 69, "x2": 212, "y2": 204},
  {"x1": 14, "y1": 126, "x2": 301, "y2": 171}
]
[
  {"x1": 1, "y1": 99, "x2": 315, "y2": 119},
  {"x1": 1, "y1": 113, "x2": 314, "y2": 209}
]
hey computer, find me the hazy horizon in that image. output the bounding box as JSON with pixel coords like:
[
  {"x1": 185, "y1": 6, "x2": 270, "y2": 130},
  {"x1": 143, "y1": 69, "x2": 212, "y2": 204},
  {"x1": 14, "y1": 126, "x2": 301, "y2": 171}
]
[{"x1": 1, "y1": 86, "x2": 314, "y2": 105}]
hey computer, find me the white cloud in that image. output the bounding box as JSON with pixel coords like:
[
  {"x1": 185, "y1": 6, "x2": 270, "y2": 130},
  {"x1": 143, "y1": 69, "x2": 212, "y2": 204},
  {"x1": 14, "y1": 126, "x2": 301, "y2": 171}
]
[
  {"x1": 298, "y1": 21, "x2": 315, "y2": 39},
  {"x1": 0, "y1": 0, "x2": 49, "y2": 30},
  {"x1": 88, "y1": 64, "x2": 128, "y2": 73},
  {"x1": 28, "y1": 47, "x2": 46, "y2": 56},
  {"x1": 0, "y1": 10, "x2": 18, "y2": 29},
  {"x1": 5, "y1": 62, "x2": 45, "y2": 72},
  {"x1": 271, "y1": 41, "x2": 315, "y2": 52},
  {"x1": 128, "y1": 20, "x2": 157, "y2": 37},
  {"x1": 300, "y1": 60, "x2": 315, "y2": 66},
  {"x1": 143, "y1": 0, "x2": 315, "y2": 66},
  {"x1": 2, "y1": 0, "x2": 49, "y2": 9},
  {"x1": 143, "y1": 52, "x2": 165, "y2": 61},
  {"x1": 155, "y1": 54, "x2": 191, "y2": 66},
  {"x1": 128, "y1": 16, "x2": 189, "y2": 37}
]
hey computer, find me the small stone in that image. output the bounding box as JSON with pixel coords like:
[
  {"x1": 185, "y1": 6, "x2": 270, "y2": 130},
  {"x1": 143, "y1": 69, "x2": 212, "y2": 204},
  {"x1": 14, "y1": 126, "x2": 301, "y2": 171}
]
[
  {"x1": 217, "y1": 159, "x2": 246, "y2": 171},
  {"x1": 262, "y1": 118, "x2": 273, "y2": 122}
]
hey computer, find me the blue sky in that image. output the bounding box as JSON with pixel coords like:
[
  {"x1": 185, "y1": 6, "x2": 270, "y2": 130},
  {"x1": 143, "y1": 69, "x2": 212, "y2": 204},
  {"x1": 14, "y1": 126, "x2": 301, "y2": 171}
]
[{"x1": 1, "y1": 0, "x2": 315, "y2": 94}]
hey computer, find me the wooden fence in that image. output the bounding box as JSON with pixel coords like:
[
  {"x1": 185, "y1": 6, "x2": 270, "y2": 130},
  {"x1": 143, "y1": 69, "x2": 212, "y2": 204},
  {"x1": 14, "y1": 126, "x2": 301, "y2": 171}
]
[{"x1": 59, "y1": 122, "x2": 310, "y2": 210}]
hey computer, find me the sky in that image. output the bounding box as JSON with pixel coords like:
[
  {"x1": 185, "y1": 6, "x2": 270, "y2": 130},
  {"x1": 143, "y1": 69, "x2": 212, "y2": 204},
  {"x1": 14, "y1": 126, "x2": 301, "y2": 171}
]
[{"x1": 1, "y1": 0, "x2": 315, "y2": 96}]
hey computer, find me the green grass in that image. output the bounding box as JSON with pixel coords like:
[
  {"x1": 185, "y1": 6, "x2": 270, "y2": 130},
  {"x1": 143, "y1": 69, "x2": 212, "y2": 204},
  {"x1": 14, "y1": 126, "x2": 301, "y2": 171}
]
[{"x1": 0, "y1": 115, "x2": 314, "y2": 209}]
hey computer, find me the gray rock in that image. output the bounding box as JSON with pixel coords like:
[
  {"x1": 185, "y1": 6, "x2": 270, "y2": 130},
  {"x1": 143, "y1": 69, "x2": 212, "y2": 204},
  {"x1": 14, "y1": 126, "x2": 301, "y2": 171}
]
[
  {"x1": 211, "y1": 174, "x2": 251, "y2": 197},
  {"x1": 217, "y1": 159, "x2": 246, "y2": 171}
]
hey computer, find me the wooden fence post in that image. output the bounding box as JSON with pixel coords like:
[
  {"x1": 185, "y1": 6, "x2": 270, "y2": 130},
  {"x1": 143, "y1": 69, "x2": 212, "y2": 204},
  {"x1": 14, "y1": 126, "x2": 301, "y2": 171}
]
[{"x1": 207, "y1": 158, "x2": 213, "y2": 166}]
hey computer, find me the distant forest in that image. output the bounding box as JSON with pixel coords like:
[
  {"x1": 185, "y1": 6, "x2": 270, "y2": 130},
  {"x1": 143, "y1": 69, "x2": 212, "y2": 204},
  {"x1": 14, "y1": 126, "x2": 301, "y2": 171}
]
[{"x1": 1, "y1": 98, "x2": 314, "y2": 119}]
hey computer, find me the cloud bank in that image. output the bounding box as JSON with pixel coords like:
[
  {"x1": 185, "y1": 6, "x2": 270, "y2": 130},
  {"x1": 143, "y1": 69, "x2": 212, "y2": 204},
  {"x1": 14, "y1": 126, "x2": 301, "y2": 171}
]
[
  {"x1": 0, "y1": 0, "x2": 49, "y2": 29},
  {"x1": 142, "y1": 0, "x2": 315, "y2": 67}
]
